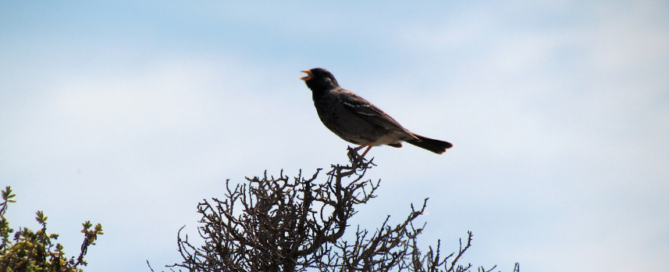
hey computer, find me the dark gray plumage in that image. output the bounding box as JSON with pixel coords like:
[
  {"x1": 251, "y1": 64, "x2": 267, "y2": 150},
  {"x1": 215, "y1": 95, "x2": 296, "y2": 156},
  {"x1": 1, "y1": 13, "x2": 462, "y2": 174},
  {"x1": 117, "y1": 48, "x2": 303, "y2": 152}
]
[{"x1": 301, "y1": 68, "x2": 452, "y2": 157}]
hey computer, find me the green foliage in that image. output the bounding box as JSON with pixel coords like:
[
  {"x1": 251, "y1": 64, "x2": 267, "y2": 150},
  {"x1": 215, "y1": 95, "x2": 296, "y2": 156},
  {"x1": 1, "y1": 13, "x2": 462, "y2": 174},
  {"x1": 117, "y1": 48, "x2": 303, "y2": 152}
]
[{"x1": 0, "y1": 186, "x2": 103, "y2": 272}]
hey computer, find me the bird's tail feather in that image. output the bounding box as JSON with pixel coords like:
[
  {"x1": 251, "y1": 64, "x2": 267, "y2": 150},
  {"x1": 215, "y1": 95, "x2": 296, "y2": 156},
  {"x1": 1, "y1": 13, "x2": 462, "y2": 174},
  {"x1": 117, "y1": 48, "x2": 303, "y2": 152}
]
[{"x1": 407, "y1": 134, "x2": 453, "y2": 154}]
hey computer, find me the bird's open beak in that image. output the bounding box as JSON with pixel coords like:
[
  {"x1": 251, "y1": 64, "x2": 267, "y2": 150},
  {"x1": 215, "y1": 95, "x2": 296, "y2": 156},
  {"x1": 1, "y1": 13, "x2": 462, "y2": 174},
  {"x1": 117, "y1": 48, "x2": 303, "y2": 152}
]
[{"x1": 300, "y1": 70, "x2": 312, "y2": 81}]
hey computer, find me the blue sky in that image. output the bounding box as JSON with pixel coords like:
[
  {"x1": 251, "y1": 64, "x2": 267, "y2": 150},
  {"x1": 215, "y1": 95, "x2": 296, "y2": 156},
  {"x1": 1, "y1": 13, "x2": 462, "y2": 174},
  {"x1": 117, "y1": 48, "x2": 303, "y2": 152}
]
[{"x1": 1, "y1": 1, "x2": 668, "y2": 271}]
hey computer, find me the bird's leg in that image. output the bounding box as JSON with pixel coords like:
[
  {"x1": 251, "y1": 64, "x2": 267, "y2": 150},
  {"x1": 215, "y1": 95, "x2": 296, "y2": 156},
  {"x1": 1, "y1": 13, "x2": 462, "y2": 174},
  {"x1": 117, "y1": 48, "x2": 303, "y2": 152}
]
[
  {"x1": 352, "y1": 142, "x2": 373, "y2": 161},
  {"x1": 352, "y1": 143, "x2": 369, "y2": 152},
  {"x1": 359, "y1": 145, "x2": 373, "y2": 160}
]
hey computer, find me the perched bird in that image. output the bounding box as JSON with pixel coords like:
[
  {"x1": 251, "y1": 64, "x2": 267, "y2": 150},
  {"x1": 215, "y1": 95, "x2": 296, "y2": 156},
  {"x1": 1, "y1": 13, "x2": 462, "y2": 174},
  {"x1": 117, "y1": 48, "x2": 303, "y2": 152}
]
[{"x1": 301, "y1": 68, "x2": 453, "y2": 159}]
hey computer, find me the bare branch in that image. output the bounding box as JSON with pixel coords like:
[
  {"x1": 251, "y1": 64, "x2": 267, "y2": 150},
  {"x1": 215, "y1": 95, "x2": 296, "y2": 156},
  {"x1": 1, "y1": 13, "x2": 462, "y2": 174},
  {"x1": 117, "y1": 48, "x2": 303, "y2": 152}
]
[{"x1": 165, "y1": 151, "x2": 512, "y2": 272}]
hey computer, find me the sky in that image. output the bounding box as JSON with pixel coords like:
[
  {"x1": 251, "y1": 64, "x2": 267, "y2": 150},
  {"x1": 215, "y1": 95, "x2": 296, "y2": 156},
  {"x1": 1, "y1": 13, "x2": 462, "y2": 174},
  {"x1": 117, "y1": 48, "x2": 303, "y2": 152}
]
[{"x1": 1, "y1": 0, "x2": 668, "y2": 271}]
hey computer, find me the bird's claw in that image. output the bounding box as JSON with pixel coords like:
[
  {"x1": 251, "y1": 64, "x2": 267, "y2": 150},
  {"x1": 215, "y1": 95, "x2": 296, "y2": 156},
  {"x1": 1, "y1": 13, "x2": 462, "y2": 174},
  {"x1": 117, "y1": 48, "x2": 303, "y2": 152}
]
[{"x1": 347, "y1": 146, "x2": 372, "y2": 169}]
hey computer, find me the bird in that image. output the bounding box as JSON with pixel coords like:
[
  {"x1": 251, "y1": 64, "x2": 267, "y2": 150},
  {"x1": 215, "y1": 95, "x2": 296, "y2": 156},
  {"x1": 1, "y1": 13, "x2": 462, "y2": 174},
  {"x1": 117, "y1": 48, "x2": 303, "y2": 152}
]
[{"x1": 300, "y1": 68, "x2": 452, "y2": 159}]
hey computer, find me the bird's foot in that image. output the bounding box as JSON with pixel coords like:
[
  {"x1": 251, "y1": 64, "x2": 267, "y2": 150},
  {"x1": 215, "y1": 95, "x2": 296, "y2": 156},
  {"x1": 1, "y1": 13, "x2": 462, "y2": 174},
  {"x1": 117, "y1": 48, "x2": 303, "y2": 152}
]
[{"x1": 347, "y1": 146, "x2": 373, "y2": 170}]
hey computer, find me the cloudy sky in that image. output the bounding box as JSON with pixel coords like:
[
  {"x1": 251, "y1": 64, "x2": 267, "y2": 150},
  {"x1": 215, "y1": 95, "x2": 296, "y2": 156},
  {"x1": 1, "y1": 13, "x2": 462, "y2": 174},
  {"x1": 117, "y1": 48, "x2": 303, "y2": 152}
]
[{"x1": 1, "y1": 0, "x2": 667, "y2": 271}]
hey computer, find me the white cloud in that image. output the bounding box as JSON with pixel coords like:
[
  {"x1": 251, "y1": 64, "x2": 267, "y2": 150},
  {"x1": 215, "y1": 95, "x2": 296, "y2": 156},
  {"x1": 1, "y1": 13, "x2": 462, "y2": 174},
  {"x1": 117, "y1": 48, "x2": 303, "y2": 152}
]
[{"x1": 0, "y1": 1, "x2": 667, "y2": 271}]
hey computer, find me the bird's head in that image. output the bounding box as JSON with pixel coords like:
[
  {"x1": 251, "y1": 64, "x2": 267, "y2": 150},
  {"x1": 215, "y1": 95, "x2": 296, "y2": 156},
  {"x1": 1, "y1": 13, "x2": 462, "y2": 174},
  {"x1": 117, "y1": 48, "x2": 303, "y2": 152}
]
[{"x1": 301, "y1": 68, "x2": 340, "y2": 92}]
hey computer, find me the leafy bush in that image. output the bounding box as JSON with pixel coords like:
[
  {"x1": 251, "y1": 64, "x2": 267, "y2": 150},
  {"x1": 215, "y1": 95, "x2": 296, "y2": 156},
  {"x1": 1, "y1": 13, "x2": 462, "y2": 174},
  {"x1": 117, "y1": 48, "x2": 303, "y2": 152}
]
[{"x1": 0, "y1": 186, "x2": 103, "y2": 272}]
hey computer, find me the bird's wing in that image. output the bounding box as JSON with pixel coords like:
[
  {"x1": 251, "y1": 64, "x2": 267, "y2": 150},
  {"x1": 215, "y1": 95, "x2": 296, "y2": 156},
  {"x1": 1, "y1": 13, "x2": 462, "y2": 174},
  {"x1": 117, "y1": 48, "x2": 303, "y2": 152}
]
[{"x1": 339, "y1": 90, "x2": 408, "y2": 132}]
